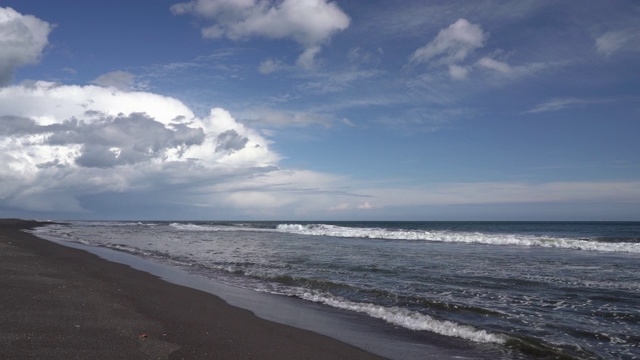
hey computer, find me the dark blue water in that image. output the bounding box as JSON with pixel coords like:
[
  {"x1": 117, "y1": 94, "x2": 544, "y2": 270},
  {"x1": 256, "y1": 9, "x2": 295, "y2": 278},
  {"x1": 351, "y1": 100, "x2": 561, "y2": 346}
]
[{"x1": 33, "y1": 221, "x2": 640, "y2": 359}]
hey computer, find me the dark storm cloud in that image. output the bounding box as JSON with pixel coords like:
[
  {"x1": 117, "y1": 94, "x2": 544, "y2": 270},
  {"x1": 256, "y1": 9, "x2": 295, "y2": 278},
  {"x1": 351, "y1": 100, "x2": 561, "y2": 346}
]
[{"x1": 215, "y1": 129, "x2": 248, "y2": 153}]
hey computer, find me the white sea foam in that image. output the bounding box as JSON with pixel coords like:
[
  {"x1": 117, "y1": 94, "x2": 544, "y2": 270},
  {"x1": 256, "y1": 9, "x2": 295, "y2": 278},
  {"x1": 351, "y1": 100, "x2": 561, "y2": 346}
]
[
  {"x1": 300, "y1": 292, "x2": 507, "y2": 344},
  {"x1": 107, "y1": 243, "x2": 151, "y2": 256},
  {"x1": 169, "y1": 223, "x2": 218, "y2": 231},
  {"x1": 276, "y1": 224, "x2": 640, "y2": 253},
  {"x1": 169, "y1": 223, "x2": 242, "y2": 232},
  {"x1": 169, "y1": 222, "x2": 272, "y2": 233}
]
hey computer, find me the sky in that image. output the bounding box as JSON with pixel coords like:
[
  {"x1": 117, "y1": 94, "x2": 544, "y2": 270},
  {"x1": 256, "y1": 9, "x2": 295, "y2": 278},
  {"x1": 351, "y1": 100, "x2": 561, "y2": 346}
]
[{"x1": 1, "y1": 0, "x2": 639, "y2": 221}]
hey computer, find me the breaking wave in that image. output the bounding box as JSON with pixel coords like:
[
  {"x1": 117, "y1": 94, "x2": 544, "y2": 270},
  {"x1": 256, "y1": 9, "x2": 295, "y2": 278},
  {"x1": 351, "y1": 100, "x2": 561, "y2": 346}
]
[
  {"x1": 169, "y1": 223, "x2": 270, "y2": 232},
  {"x1": 275, "y1": 224, "x2": 640, "y2": 253},
  {"x1": 299, "y1": 292, "x2": 507, "y2": 344}
]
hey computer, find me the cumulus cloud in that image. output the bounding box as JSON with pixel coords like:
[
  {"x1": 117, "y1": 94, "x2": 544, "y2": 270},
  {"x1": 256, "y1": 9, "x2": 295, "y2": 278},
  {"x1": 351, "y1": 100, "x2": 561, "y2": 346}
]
[
  {"x1": 1, "y1": 113, "x2": 206, "y2": 168},
  {"x1": 170, "y1": 0, "x2": 350, "y2": 69},
  {"x1": 1, "y1": 80, "x2": 636, "y2": 218},
  {"x1": 0, "y1": 81, "x2": 280, "y2": 213},
  {"x1": 215, "y1": 129, "x2": 249, "y2": 153},
  {"x1": 48, "y1": 113, "x2": 205, "y2": 168},
  {"x1": 0, "y1": 7, "x2": 52, "y2": 86},
  {"x1": 595, "y1": 28, "x2": 640, "y2": 56},
  {"x1": 0, "y1": 81, "x2": 195, "y2": 126}
]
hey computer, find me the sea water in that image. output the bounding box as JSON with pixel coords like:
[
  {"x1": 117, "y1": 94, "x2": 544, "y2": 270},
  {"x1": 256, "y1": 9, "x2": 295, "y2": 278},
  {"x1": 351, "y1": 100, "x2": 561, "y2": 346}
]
[{"x1": 32, "y1": 221, "x2": 640, "y2": 359}]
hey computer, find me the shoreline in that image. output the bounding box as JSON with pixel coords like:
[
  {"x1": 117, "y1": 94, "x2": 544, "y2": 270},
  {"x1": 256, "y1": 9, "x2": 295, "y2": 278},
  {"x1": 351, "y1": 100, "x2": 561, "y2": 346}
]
[{"x1": 0, "y1": 219, "x2": 385, "y2": 359}]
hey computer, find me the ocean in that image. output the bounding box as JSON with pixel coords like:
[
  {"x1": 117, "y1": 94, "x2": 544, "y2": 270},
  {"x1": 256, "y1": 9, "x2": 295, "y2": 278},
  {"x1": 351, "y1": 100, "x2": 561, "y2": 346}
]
[{"x1": 31, "y1": 221, "x2": 640, "y2": 359}]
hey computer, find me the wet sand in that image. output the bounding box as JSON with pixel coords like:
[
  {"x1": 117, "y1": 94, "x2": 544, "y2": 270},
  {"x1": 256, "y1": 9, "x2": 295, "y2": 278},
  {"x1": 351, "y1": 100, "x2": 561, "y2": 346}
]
[{"x1": 0, "y1": 219, "x2": 385, "y2": 359}]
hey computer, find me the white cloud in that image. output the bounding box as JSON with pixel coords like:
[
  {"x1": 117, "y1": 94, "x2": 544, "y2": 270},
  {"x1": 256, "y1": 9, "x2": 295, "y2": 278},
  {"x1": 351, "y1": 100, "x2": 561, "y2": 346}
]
[
  {"x1": 225, "y1": 191, "x2": 294, "y2": 209},
  {"x1": 210, "y1": 179, "x2": 640, "y2": 218},
  {"x1": 1, "y1": 79, "x2": 637, "y2": 220},
  {"x1": 258, "y1": 58, "x2": 284, "y2": 74},
  {"x1": 329, "y1": 203, "x2": 350, "y2": 210},
  {"x1": 328, "y1": 201, "x2": 379, "y2": 211},
  {"x1": 341, "y1": 118, "x2": 355, "y2": 127},
  {"x1": 357, "y1": 201, "x2": 377, "y2": 209},
  {"x1": 171, "y1": 0, "x2": 350, "y2": 69},
  {"x1": 0, "y1": 82, "x2": 279, "y2": 212},
  {"x1": 448, "y1": 64, "x2": 469, "y2": 80},
  {"x1": 240, "y1": 108, "x2": 331, "y2": 127},
  {"x1": 523, "y1": 97, "x2": 613, "y2": 114},
  {"x1": 410, "y1": 18, "x2": 486, "y2": 66},
  {"x1": 91, "y1": 71, "x2": 137, "y2": 91},
  {"x1": 408, "y1": 18, "x2": 564, "y2": 82},
  {"x1": 298, "y1": 68, "x2": 384, "y2": 93},
  {"x1": 367, "y1": 1, "x2": 540, "y2": 41},
  {"x1": 476, "y1": 57, "x2": 512, "y2": 74},
  {"x1": 359, "y1": 181, "x2": 640, "y2": 208},
  {"x1": 0, "y1": 7, "x2": 52, "y2": 85},
  {"x1": 170, "y1": 0, "x2": 257, "y2": 20},
  {"x1": 185, "y1": 107, "x2": 277, "y2": 166},
  {"x1": 347, "y1": 47, "x2": 379, "y2": 65},
  {"x1": 596, "y1": 28, "x2": 640, "y2": 56},
  {"x1": 474, "y1": 58, "x2": 568, "y2": 84},
  {"x1": 296, "y1": 45, "x2": 322, "y2": 70},
  {"x1": 0, "y1": 81, "x2": 194, "y2": 126},
  {"x1": 199, "y1": 168, "x2": 355, "y2": 216}
]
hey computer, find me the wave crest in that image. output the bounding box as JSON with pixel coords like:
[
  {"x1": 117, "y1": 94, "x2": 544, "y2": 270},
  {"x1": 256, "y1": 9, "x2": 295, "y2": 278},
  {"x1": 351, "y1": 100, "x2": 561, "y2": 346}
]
[
  {"x1": 276, "y1": 224, "x2": 640, "y2": 253},
  {"x1": 300, "y1": 292, "x2": 507, "y2": 344}
]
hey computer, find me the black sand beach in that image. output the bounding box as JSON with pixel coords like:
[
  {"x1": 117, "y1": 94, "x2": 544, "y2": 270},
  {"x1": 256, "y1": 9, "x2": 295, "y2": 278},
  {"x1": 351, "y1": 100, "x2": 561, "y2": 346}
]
[{"x1": 0, "y1": 219, "x2": 384, "y2": 359}]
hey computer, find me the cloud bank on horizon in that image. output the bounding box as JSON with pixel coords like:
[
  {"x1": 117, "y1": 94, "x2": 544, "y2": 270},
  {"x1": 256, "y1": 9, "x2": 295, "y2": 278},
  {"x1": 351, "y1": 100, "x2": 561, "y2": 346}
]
[{"x1": 1, "y1": 1, "x2": 639, "y2": 220}]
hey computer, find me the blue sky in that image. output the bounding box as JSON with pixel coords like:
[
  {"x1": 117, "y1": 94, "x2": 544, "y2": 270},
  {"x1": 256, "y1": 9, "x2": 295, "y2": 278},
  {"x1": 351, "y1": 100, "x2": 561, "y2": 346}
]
[{"x1": 1, "y1": 0, "x2": 639, "y2": 220}]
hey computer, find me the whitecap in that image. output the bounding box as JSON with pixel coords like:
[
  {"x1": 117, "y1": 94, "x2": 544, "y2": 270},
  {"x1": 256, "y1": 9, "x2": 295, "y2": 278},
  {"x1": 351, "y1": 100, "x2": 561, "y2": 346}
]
[{"x1": 276, "y1": 224, "x2": 640, "y2": 253}]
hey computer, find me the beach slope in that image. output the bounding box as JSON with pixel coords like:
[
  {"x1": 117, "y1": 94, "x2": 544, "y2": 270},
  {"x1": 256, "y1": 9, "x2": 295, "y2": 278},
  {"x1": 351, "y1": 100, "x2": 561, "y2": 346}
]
[{"x1": 0, "y1": 219, "x2": 384, "y2": 360}]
